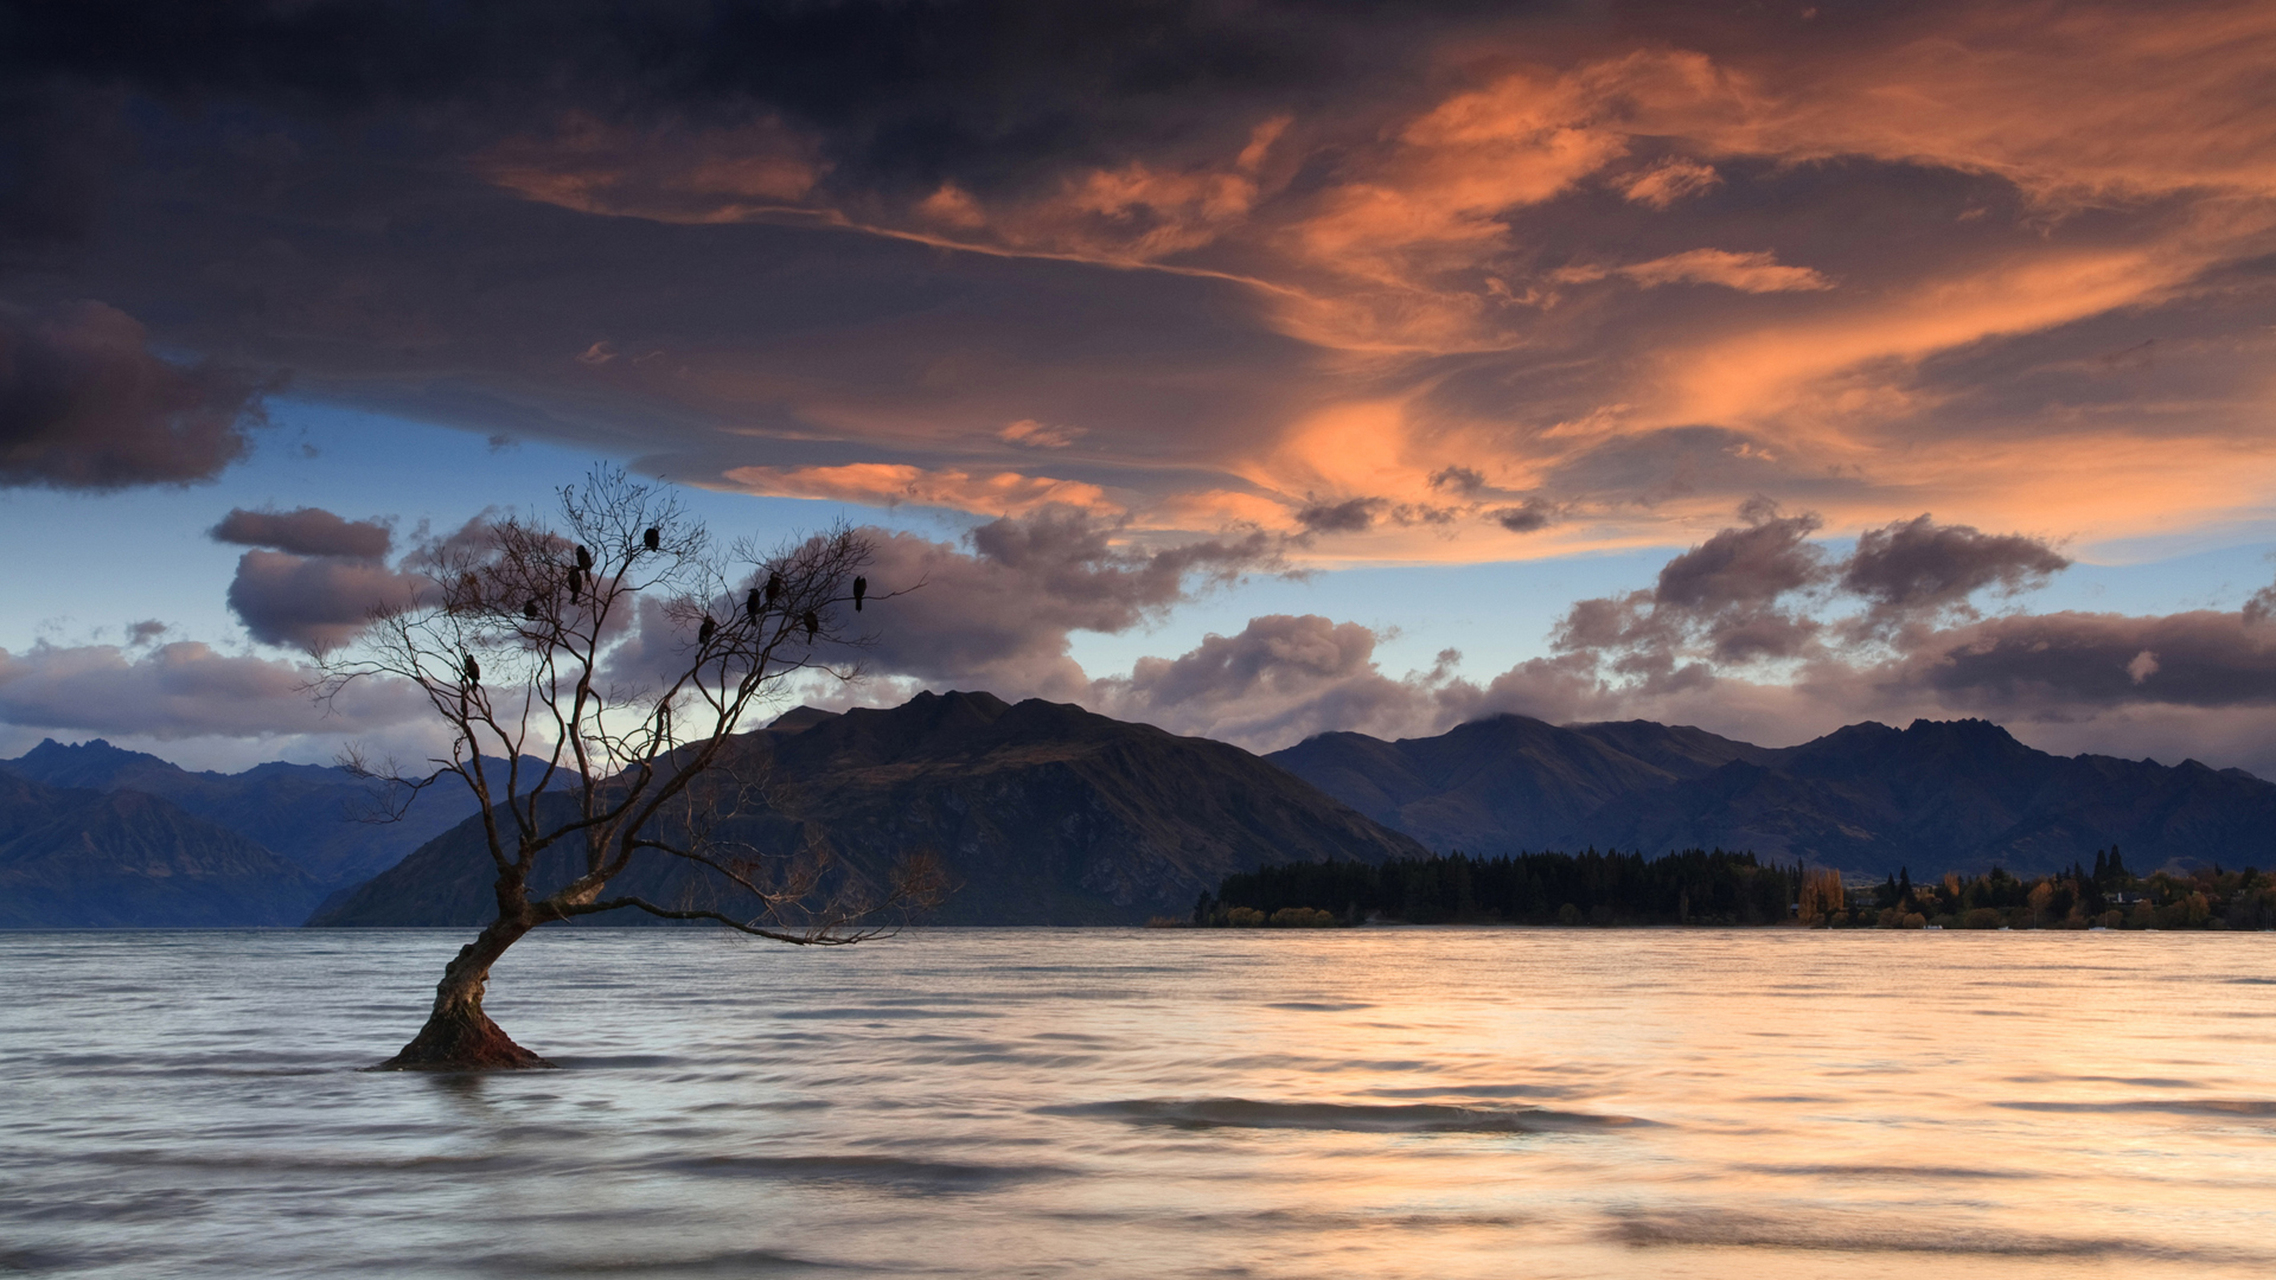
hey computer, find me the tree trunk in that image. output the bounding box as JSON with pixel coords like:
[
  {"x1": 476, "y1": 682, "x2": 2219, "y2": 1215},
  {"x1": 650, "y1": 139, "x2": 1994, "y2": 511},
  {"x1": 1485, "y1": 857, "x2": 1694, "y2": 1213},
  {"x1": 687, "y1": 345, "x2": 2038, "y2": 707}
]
[{"x1": 372, "y1": 919, "x2": 553, "y2": 1071}]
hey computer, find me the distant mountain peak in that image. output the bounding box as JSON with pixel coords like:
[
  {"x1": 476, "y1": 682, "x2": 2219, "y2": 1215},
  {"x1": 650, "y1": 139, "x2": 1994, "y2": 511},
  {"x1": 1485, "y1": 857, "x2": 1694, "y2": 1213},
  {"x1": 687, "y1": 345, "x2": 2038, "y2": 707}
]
[
  {"x1": 764, "y1": 705, "x2": 842, "y2": 735},
  {"x1": 4, "y1": 737, "x2": 183, "y2": 789}
]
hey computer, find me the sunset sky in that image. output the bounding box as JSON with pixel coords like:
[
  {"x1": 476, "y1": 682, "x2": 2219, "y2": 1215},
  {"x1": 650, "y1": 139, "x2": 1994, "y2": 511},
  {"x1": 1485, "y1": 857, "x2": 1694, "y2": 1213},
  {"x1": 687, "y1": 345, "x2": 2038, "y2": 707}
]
[{"x1": 4, "y1": 0, "x2": 2275, "y2": 774}]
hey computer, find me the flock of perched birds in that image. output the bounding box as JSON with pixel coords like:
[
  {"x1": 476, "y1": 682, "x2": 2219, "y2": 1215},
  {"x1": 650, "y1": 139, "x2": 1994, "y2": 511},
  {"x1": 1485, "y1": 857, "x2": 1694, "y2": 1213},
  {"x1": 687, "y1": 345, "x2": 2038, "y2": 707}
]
[{"x1": 465, "y1": 528, "x2": 870, "y2": 688}]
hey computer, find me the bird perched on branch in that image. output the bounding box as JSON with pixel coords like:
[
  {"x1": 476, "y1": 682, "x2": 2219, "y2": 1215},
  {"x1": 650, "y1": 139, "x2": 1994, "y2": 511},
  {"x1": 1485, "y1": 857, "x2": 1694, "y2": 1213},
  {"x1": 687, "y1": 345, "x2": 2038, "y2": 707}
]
[
  {"x1": 567, "y1": 566, "x2": 584, "y2": 601},
  {"x1": 765, "y1": 572, "x2": 783, "y2": 606},
  {"x1": 853, "y1": 576, "x2": 867, "y2": 611},
  {"x1": 523, "y1": 600, "x2": 540, "y2": 621},
  {"x1": 462, "y1": 654, "x2": 481, "y2": 684},
  {"x1": 745, "y1": 587, "x2": 761, "y2": 620},
  {"x1": 698, "y1": 616, "x2": 716, "y2": 644},
  {"x1": 802, "y1": 611, "x2": 818, "y2": 640},
  {"x1": 643, "y1": 527, "x2": 660, "y2": 552},
  {"x1": 575, "y1": 544, "x2": 594, "y2": 571}
]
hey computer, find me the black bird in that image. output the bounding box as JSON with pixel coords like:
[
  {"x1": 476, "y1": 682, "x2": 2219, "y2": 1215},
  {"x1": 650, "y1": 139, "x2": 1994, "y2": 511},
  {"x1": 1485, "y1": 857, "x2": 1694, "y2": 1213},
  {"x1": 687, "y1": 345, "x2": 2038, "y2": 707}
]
[
  {"x1": 567, "y1": 566, "x2": 584, "y2": 600},
  {"x1": 575, "y1": 544, "x2": 594, "y2": 571},
  {"x1": 745, "y1": 587, "x2": 761, "y2": 620},
  {"x1": 698, "y1": 616, "x2": 716, "y2": 644},
  {"x1": 523, "y1": 600, "x2": 540, "y2": 621},
  {"x1": 853, "y1": 575, "x2": 867, "y2": 611},
  {"x1": 765, "y1": 572, "x2": 783, "y2": 606},
  {"x1": 462, "y1": 655, "x2": 481, "y2": 684},
  {"x1": 643, "y1": 527, "x2": 660, "y2": 551},
  {"x1": 802, "y1": 610, "x2": 818, "y2": 640}
]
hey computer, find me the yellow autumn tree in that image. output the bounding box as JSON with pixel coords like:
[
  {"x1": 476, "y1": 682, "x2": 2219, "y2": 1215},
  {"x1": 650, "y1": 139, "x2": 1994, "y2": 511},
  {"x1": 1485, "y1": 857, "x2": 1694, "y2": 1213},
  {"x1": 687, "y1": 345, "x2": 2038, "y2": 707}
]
[{"x1": 1799, "y1": 867, "x2": 1847, "y2": 924}]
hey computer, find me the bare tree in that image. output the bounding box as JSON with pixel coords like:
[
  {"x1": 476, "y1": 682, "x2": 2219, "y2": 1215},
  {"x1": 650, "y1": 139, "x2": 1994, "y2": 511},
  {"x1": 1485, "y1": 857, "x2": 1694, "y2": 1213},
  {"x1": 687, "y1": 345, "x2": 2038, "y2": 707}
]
[{"x1": 318, "y1": 467, "x2": 939, "y2": 1070}]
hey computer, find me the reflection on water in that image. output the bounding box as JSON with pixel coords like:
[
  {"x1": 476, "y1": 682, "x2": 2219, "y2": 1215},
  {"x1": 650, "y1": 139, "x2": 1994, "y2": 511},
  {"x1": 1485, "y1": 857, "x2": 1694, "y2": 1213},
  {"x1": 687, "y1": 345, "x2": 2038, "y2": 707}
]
[{"x1": 1, "y1": 928, "x2": 2272, "y2": 1278}]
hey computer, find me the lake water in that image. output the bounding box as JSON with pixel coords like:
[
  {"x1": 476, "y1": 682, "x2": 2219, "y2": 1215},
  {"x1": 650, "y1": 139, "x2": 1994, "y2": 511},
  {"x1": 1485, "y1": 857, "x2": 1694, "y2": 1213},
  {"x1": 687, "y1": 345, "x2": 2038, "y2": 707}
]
[{"x1": 2, "y1": 928, "x2": 2272, "y2": 1279}]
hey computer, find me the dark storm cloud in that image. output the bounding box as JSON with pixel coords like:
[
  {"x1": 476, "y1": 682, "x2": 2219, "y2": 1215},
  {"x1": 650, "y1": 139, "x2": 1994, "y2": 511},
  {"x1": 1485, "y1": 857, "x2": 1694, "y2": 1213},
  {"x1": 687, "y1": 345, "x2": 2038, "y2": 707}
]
[
  {"x1": 0, "y1": 0, "x2": 1470, "y2": 190},
  {"x1": 211, "y1": 507, "x2": 393, "y2": 559},
  {"x1": 0, "y1": 80, "x2": 130, "y2": 243},
  {"x1": 0, "y1": 300, "x2": 268, "y2": 490},
  {"x1": 6, "y1": 0, "x2": 2271, "y2": 554}
]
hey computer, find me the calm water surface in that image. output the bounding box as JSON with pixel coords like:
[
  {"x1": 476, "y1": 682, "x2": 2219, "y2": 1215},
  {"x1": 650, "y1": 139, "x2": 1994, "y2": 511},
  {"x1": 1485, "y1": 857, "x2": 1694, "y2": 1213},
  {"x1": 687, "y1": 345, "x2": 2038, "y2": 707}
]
[{"x1": 2, "y1": 928, "x2": 2272, "y2": 1278}]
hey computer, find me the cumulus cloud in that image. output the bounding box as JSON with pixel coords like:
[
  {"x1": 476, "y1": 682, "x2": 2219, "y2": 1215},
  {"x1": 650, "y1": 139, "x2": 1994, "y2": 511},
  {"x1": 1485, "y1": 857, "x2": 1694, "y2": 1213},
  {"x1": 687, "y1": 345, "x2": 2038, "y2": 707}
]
[
  {"x1": 1838, "y1": 514, "x2": 2071, "y2": 637},
  {"x1": 610, "y1": 510, "x2": 1288, "y2": 701},
  {"x1": 211, "y1": 506, "x2": 394, "y2": 558},
  {"x1": 1069, "y1": 523, "x2": 2276, "y2": 776},
  {"x1": 0, "y1": 640, "x2": 422, "y2": 740},
  {"x1": 224, "y1": 550, "x2": 427, "y2": 653},
  {"x1": 849, "y1": 513, "x2": 1284, "y2": 698},
  {"x1": 0, "y1": 300, "x2": 267, "y2": 490},
  {"x1": 212, "y1": 503, "x2": 424, "y2": 652},
  {"x1": 1884, "y1": 608, "x2": 2276, "y2": 711},
  {"x1": 1550, "y1": 503, "x2": 1830, "y2": 676},
  {"x1": 1091, "y1": 614, "x2": 1465, "y2": 748}
]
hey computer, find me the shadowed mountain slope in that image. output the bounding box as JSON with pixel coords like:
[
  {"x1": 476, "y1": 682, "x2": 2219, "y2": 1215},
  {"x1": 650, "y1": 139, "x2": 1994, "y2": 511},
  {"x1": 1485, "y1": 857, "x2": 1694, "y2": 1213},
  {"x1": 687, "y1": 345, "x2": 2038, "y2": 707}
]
[
  {"x1": 1266, "y1": 715, "x2": 1720, "y2": 855},
  {"x1": 1, "y1": 739, "x2": 556, "y2": 888},
  {"x1": 1271, "y1": 716, "x2": 2276, "y2": 877},
  {"x1": 312, "y1": 691, "x2": 1426, "y2": 927},
  {"x1": 0, "y1": 772, "x2": 327, "y2": 927}
]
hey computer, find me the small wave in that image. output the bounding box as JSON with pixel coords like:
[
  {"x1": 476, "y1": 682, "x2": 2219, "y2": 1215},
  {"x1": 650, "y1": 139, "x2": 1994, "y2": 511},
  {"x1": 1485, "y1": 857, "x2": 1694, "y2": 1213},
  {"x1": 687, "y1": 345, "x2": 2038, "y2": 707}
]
[
  {"x1": 774, "y1": 1007, "x2": 977, "y2": 1020},
  {"x1": 1610, "y1": 1208, "x2": 2260, "y2": 1261},
  {"x1": 1359, "y1": 1084, "x2": 1582, "y2": 1101},
  {"x1": 1736, "y1": 1162, "x2": 2031, "y2": 1181},
  {"x1": 653, "y1": 1154, "x2": 1074, "y2": 1189},
  {"x1": 1040, "y1": 1097, "x2": 1643, "y2": 1133},
  {"x1": 2005, "y1": 1074, "x2": 2201, "y2": 1088},
  {"x1": 546, "y1": 1054, "x2": 682, "y2": 1069},
  {"x1": 1264, "y1": 1000, "x2": 1375, "y2": 1012},
  {"x1": 1994, "y1": 1098, "x2": 2276, "y2": 1117},
  {"x1": 476, "y1": 1246, "x2": 842, "y2": 1275}
]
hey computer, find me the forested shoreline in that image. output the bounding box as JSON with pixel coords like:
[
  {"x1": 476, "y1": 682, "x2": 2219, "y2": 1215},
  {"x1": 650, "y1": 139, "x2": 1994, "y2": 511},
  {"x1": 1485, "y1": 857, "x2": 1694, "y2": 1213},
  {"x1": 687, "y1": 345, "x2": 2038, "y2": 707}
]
[{"x1": 1187, "y1": 847, "x2": 2276, "y2": 930}]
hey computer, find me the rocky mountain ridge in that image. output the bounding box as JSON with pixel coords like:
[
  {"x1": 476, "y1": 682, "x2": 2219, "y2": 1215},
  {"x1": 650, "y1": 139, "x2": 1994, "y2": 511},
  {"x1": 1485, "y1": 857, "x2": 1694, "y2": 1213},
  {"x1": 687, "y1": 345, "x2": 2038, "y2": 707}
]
[{"x1": 1268, "y1": 715, "x2": 2276, "y2": 876}]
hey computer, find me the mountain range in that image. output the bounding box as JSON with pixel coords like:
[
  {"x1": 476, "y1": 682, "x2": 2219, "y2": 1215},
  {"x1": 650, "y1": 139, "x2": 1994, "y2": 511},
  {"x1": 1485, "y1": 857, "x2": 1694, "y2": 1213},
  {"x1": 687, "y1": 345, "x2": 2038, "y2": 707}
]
[
  {"x1": 313, "y1": 691, "x2": 1426, "y2": 927},
  {"x1": 0, "y1": 770, "x2": 327, "y2": 926},
  {"x1": 6, "y1": 697, "x2": 2274, "y2": 928},
  {"x1": 0, "y1": 740, "x2": 551, "y2": 926},
  {"x1": 1268, "y1": 715, "x2": 2276, "y2": 877}
]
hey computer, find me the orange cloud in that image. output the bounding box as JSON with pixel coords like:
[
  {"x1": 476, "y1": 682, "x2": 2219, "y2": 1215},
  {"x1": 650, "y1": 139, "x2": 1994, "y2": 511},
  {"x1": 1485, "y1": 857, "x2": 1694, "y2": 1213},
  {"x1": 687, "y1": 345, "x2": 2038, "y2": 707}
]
[
  {"x1": 999, "y1": 419, "x2": 1085, "y2": 449},
  {"x1": 721, "y1": 463, "x2": 1124, "y2": 519},
  {"x1": 1557, "y1": 248, "x2": 1833, "y2": 293},
  {"x1": 1619, "y1": 159, "x2": 1722, "y2": 208},
  {"x1": 467, "y1": 5, "x2": 2276, "y2": 562}
]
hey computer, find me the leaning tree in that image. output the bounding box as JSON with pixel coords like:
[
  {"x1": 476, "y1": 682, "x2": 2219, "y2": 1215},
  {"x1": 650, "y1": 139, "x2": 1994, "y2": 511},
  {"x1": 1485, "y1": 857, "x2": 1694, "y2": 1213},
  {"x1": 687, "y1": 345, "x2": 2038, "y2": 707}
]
[{"x1": 319, "y1": 467, "x2": 938, "y2": 1070}]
